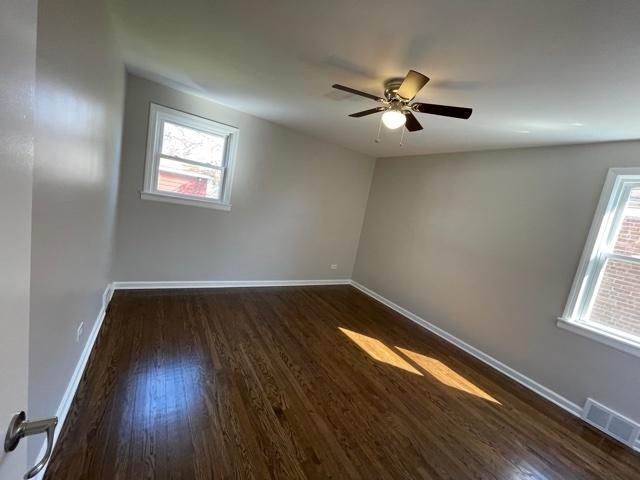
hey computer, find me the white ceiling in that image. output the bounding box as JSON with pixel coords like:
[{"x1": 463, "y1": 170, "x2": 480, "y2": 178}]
[{"x1": 108, "y1": 0, "x2": 640, "y2": 158}]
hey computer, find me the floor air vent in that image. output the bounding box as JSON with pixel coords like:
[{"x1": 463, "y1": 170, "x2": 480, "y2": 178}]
[{"x1": 582, "y1": 398, "x2": 640, "y2": 447}]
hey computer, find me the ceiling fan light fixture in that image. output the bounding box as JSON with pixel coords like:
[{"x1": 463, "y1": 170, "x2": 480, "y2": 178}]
[{"x1": 381, "y1": 110, "x2": 406, "y2": 130}]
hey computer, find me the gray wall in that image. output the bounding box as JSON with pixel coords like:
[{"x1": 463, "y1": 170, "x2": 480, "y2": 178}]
[
  {"x1": 29, "y1": 0, "x2": 124, "y2": 461},
  {"x1": 112, "y1": 75, "x2": 374, "y2": 282},
  {"x1": 353, "y1": 141, "x2": 640, "y2": 423}
]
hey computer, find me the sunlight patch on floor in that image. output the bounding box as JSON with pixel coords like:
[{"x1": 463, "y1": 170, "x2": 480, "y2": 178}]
[
  {"x1": 338, "y1": 327, "x2": 423, "y2": 375},
  {"x1": 396, "y1": 347, "x2": 501, "y2": 404},
  {"x1": 338, "y1": 327, "x2": 501, "y2": 404}
]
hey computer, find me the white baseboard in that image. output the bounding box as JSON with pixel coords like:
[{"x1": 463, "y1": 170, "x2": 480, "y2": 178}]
[
  {"x1": 112, "y1": 279, "x2": 351, "y2": 290},
  {"x1": 349, "y1": 281, "x2": 583, "y2": 414},
  {"x1": 35, "y1": 283, "x2": 114, "y2": 479},
  {"x1": 350, "y1": 280, "x2": 640, "y2": 453}
]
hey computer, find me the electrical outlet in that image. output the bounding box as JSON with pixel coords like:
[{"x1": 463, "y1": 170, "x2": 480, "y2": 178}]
[
  {"x1": 76, "y1": 322, "x2": 84, "y2": 342},
  {"x1": 330, "y1": 264, "x2": 338, "y2": 270}
]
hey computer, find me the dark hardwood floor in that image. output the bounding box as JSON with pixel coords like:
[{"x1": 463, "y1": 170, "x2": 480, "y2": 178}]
[{"x1": 45, "y1": 285, "x2": 640, "y2": 479}]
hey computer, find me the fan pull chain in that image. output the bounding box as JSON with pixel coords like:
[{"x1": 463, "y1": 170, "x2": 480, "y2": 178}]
[
  {"x1": 399, "y1": 126, "x2": 406, "y2": 147},
  {"x1": 374, "y1": 116, "x2": 383, "y2": 143}
]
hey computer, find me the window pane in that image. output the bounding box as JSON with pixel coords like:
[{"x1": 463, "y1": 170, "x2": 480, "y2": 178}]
[
  {"x1": 156, "y1": 157, "x2": 222, "y2": 200},
  {"x1": 613, "y1": 187, "x2": 640, "y2": 256},
  {"x1": 587, "y1": 258, "x2": 640, "y2": 336},
  {"x1": 161, "y1": 121, "x2": 226, "y2": 166}
]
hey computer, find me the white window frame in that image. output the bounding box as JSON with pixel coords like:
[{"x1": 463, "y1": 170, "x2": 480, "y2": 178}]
[
  {"x1": 141, "y1": 103, "x2": 239, "y2": 211},
  {"x1": 558, "y1": 167, "x2": 640, "y2": 357}
]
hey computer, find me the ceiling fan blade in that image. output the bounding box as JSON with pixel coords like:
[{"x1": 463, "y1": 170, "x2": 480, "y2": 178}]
[
  {"x1": 404, "y1": 112, "x2": 423, "y2": 132},
  {"x1": 348, "y1": 107, "x2": 386, "y2": 118},
  {"x1": 412, "y1": 102, "x2": 472, "y2": 119},
  {"x1": 332, "y1": 84, "x2": 385, "y2": 102},
  {"x1": 397, "y1": 70, "x2": 430, "y2": 100}
]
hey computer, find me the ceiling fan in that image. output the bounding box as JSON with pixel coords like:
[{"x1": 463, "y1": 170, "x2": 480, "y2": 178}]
[{"x1": 332, "y1": 70, "x2": 472, "y2": 132}]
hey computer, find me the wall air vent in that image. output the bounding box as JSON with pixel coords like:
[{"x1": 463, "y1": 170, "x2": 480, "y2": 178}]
[{"x1": 582, "y1": 398, "x2": 640, "y2": 448}]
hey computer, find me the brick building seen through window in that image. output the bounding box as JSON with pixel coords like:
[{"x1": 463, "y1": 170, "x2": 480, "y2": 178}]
[{"x1": 157, "y1": 171, "x2": 212, "y2": 198}]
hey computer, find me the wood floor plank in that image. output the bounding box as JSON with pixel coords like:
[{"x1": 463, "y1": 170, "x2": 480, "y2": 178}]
[{"x1": 45, "y1": 286, "x2": 640, "y2": 479}]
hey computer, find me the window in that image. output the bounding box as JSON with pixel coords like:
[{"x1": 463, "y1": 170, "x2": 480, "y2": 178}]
[
  {"x1": 142, "y1": 103, "x2": 239, "y2": 210},
  {"x1": 559, "y1": 168, "x2": 640, "y2": 357}
]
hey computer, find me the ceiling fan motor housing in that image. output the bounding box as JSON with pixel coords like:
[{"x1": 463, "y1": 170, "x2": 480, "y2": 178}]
[{"x1": 383, "y1": 77, "x2": 408, "y2": 101}]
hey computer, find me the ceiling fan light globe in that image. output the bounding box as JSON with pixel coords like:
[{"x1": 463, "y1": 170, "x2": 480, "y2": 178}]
[{"x1": 381, "y1": 110, "x2": 406, "y2": 130}]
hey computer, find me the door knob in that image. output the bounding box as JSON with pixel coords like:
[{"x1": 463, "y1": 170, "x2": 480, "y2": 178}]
[{"x1": 4, "y1": 411, "x2": 58, "y2": 479}]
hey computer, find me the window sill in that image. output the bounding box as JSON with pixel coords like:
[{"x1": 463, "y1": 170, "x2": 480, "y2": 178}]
[
  {"x1": 557, "y1": 317, "x2": 640, "y2": 358},
  {"x1": 140, "y1": 191, "x2": 231, "y2": 211}
]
